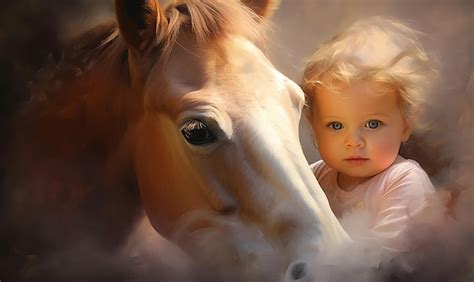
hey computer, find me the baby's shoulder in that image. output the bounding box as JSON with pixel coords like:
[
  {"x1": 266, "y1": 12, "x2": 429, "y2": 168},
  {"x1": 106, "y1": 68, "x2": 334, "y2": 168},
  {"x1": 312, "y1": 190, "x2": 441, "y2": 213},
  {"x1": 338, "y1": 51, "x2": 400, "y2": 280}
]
[
  {"x1": 310, "y1": 160, "x2": 333, "y2": 180},
  {"x1": 378, "y1": 156, "x2": 434, "y2": 192},
  {"x1": 384, "y1": 156, "x2": 427, "y2": 179}
]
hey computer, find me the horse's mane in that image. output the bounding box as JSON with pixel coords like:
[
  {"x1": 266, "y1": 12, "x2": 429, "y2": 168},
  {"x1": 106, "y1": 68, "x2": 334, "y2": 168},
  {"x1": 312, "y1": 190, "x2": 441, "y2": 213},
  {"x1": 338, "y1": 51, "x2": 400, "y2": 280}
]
[
  {"x1": 24, "y1": 0, "x2": 265, "y2": 108},
  {"x1": 13, "y1": 0, "x2": 268, "y2": 147},
  {"x1": 169, "y1": 0, "x2": 264, "y2": 48}
]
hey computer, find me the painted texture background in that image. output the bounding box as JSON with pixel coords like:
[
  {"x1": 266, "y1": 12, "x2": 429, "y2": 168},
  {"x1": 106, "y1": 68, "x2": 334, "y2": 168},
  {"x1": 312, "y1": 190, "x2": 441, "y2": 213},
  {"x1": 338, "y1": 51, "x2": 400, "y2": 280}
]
[{"x1": 0, "y1": 0, "x2": 472, "y2": 281}]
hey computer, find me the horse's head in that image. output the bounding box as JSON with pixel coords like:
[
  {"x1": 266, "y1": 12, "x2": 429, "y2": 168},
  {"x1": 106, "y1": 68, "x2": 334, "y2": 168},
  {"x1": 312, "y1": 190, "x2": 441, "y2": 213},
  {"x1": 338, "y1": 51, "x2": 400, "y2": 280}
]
[{"x1": 115, "y1": 0, "x2": 348, "y2": 279}]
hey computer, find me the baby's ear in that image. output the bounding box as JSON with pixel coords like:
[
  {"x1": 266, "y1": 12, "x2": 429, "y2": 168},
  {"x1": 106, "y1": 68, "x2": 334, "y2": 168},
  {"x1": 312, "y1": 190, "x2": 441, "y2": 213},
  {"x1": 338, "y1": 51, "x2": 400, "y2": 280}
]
[{"x1": 402, "y1": 120, "x2": 413, "y2": 142}]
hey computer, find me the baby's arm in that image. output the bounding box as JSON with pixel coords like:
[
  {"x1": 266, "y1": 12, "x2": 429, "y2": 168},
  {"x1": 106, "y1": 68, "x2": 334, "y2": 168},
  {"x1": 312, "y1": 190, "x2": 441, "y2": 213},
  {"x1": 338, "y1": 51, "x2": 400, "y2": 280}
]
[{"x1": 369, "y1": 166, "x2": 435, "y2": 247}]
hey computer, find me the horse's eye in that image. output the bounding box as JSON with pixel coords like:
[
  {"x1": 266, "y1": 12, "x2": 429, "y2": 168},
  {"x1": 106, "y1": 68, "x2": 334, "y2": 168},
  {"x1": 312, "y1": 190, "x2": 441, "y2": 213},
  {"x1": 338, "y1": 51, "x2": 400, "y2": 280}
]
[{"x1": 181, "y1": 119, "x2": 217, "y2": 145}]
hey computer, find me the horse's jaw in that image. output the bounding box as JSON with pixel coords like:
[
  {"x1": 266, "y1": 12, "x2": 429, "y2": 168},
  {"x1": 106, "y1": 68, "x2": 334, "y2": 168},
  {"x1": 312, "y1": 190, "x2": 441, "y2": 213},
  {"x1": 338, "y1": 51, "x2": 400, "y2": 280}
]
[{"x1": 166, "y1": 208, "x2": 348, "y2": 282}]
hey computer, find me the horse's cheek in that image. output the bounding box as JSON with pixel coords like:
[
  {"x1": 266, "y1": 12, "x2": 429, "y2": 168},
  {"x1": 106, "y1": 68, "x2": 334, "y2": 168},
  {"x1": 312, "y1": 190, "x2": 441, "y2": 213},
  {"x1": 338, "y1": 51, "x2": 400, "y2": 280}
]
[{"x1": 134, "y1": 116, "x2": 207, "y2": 234}]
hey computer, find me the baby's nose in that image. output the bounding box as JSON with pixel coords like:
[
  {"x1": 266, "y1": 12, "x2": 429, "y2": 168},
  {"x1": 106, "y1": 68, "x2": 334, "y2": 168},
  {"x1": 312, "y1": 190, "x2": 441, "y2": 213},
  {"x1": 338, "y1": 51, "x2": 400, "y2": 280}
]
[{"x1": 344, "y1": 131, "x2": 365, "y2": 148}]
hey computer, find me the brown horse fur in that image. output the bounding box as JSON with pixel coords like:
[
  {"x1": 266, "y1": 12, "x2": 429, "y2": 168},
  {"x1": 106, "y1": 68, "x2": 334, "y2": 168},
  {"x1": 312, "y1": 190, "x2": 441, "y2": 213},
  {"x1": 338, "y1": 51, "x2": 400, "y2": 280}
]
[
  {"x1": 1, "y1": 1, "x2": 273, "y2": 280},
  {"x1": 1, "y1": 22, "x2": 139, "y2": 277}
]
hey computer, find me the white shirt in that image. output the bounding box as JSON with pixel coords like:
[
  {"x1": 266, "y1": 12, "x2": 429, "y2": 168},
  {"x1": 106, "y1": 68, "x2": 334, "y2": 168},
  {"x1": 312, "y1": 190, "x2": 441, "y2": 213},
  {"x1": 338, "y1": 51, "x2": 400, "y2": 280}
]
[{"x1": 311, "y1": 156, "x2": 436, "y2": 249}]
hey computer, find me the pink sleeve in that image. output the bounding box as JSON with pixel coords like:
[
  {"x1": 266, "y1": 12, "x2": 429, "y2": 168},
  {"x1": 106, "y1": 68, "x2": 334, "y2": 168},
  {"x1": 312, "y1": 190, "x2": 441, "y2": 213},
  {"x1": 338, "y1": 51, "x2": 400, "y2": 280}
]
[
  {"x1": 369, "y1": 166, "x2": 434, "y2": 243},
  {"x1": 310, "y1": 160, "x2": 326, "y2": 179}
]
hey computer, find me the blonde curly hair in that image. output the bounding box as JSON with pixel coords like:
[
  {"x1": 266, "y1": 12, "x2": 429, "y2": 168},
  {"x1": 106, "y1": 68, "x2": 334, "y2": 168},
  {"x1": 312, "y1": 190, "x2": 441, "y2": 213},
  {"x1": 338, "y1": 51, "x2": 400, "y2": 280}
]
[{"x1": 302, "y1": 17, "x2": 438, "y2": 129}]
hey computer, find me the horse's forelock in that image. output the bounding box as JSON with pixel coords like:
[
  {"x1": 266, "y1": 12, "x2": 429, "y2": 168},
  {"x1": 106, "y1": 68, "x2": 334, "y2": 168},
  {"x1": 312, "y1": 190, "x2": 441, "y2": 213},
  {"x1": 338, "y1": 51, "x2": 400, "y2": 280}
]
[
  {"x1": 69, "y1": 0, "x2": 265, "y2": 73},
  {"x1": 162, "y1": 0, "x2": 266, "y2": 56}
]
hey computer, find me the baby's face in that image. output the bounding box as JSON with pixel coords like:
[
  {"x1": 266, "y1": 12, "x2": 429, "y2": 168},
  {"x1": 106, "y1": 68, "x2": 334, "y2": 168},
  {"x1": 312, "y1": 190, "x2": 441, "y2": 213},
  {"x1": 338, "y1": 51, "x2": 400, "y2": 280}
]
[{"x1": 310, "y1": 81, "x2": 411, "y2": 182}]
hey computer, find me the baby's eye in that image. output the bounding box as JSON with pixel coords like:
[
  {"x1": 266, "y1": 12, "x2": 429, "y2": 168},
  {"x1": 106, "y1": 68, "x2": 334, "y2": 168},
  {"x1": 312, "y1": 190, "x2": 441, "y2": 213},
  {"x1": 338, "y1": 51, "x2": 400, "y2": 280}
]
[
  {"x1": 328, "y1": 121, "x2": 343, "y2": 131},
  {"x1": 365, "y1": 120, "x2": 382, "y2": 129}
]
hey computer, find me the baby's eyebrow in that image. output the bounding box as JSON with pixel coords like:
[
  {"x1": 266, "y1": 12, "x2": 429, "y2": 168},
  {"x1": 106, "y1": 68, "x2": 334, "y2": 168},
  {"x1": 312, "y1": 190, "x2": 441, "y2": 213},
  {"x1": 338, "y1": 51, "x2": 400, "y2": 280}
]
[
  {"x1": 317, "y1": 113, "x2": 343, "y2": 119},
  {"x1": 317, "y1": 118, "x2": 344, "y2": 124}
]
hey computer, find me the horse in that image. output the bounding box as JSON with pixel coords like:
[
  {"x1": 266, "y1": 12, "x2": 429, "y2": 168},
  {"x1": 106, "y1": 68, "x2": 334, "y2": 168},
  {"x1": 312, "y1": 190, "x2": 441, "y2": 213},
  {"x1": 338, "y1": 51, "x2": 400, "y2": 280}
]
[{"x1": 1, "y1": 0, "x2": 349, "y2": 281}]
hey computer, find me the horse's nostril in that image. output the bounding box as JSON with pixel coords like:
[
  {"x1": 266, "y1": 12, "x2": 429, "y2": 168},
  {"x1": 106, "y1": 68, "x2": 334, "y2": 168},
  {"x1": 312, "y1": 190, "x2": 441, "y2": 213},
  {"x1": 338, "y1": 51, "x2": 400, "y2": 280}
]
[
  {"x1": 219, "y1": 203, "x2": 238, "y2": 215},
  {"x1": 291, "y1": 262, "x2": 307, "y2": 280},
  {"x1": 287, "y1": 260, "x2": 308, "y2": 281}
]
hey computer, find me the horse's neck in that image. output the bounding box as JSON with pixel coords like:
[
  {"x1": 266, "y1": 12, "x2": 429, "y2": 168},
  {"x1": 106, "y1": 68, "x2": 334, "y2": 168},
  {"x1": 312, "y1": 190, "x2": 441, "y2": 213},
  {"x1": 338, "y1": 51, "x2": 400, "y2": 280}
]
[{"x1": 5, "y1": 63, "x2": 143, "y2": 252}]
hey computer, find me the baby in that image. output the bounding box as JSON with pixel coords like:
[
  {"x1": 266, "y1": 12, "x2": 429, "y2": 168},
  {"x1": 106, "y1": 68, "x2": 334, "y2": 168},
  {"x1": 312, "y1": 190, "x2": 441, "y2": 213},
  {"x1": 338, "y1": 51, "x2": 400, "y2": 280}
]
[{"x1": 301, "y1": 17, "x2": 439, "y2": 249}]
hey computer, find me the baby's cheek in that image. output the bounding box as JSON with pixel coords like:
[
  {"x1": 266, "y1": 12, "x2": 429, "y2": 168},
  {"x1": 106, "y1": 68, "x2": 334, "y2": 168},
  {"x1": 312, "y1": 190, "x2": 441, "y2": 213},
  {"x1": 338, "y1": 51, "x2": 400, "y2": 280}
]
[
  {"x1": 318, "y1": 139, "x2": 341, "y2": 165},
  {"x1": 374, "y1": 138, "x2": 400, "y2": 165}
]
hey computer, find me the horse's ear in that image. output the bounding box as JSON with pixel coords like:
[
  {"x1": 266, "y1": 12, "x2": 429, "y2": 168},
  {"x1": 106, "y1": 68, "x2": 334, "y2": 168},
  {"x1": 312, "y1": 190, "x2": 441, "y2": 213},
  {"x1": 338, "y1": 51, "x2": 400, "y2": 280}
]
[
  {"x1": 241, "y1": 0, "x2": 280, "y2": 18},
  {"x1": 115, "y1": 0, "x2": 164, "y2": 53}
]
